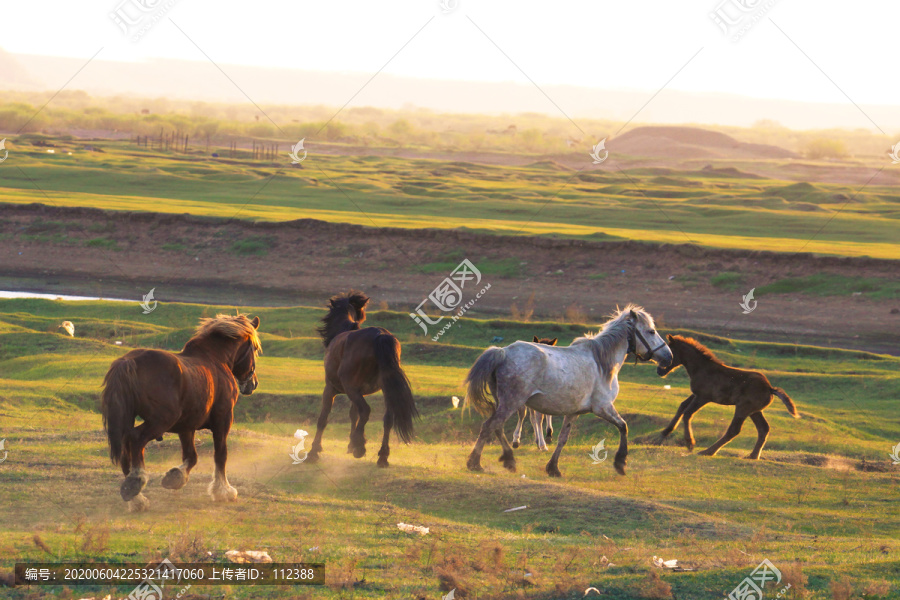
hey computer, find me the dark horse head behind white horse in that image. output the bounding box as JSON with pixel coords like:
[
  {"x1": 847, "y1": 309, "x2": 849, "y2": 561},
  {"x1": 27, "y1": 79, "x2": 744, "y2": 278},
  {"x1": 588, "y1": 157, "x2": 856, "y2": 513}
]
[{"x1": 464, "y1": 304, "x2": 672, "y2": 477}]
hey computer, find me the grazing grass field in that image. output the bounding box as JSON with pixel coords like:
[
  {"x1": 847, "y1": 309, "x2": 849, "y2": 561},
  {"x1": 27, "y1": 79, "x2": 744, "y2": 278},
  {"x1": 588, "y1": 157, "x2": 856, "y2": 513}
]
[
  {"x1": 1, "y1": 298, "x2": 899, "y2": 599},
  {"x1": 2, "y1": 138, "x2": 899, "y2": 258}
]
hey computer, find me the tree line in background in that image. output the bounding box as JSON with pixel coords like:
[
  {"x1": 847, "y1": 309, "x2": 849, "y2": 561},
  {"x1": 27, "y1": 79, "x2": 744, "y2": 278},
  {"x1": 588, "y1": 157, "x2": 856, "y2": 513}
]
[{"x1": 0, "y1": 90, "x2": 889, "y2": 158}]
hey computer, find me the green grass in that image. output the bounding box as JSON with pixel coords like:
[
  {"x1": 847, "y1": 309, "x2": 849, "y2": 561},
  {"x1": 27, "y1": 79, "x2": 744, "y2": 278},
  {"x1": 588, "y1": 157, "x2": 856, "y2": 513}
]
[
  {"x1": 1, "y1": 138, "x2": 899, "y2": 258},
  {"x1": 1, "y1": 298, "x2": 899, "y2": 598},
  {"x1": 230, "y1": 235, "x2": 275, "y2": 256},
  {"x1": 758, "y1": 274, "x2": 900, "y2": 300},
  {"x1": 84, "y1": 237, "x2": 119, "y2": 250},
  {"x1": 710, "y1": 271, "x2": 745, "y2": 290}
]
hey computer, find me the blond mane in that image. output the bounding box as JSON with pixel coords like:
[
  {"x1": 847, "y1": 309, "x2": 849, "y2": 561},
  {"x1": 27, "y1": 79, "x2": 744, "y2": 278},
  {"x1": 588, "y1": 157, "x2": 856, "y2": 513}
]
[{"x1": 192, "y1": 314, "x2": 262, "y2": 353}]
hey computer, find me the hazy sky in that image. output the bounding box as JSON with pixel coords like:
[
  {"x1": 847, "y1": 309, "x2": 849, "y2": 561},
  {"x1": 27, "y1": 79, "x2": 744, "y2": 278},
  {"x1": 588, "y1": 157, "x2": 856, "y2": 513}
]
[{"x1": 1, "y1": 0, "x2": 896, "y2": 107}]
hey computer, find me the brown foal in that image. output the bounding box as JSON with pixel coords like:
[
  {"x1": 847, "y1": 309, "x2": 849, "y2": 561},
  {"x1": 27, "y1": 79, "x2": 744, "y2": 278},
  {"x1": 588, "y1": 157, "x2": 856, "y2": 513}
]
[{"x1": 657, "y1": 335, "x2": 800, "y2": 459}]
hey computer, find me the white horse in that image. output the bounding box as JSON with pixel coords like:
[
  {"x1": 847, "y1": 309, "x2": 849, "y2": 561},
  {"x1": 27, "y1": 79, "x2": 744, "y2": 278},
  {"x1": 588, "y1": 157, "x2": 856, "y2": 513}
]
[
  {"x1": 511, "y1": 405, "x2": 553, "y2": 450},
  {"x1": 464, "y1": 305, "x2": 672, "y2": 477}
]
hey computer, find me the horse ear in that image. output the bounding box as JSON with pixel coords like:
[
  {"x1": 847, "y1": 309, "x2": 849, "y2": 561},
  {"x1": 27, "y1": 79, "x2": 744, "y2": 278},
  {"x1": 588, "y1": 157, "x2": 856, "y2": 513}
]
[
  {"x1": 550, "y1": 338, "x2": 557, "y2": 346},
  {"x1": 251, "y1": 316, "x2": 260, "y2": 329},
  {"x1": 667, "y1": 334, "x2": 673, "y2": 342},
  {"x1": 629, "y1": 309, "x2": 637, "y2": 321},
  {"x1": 533, "y1": 335, "x2": 539, "y2": 343}
]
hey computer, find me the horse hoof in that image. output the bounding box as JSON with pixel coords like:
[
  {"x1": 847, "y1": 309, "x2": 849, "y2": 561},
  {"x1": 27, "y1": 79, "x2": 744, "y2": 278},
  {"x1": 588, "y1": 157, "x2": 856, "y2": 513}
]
[
  {"x1": 377, "y1": 457, "x2": 389, "y2": 468},
  {"x1": 499, "y1": 455, "x2": 516, "y2": 472},
  {"x1": 545, "y1": 463, "x2": 561, "y2": 477},
  {"x1": 208, "y1": 481, "x2": 238, "y2": 502},
  {"x1": 305, "y1": 452, "x2": 320, "y2": 464},
  {"x1": 512, "y1": 441, "x2": 519, "y2": 449},
  {"x1": 353, "y1": 446, "x2": 366, "y2": 459},
  {"x1": 697, "y1": 449, "x2": 715, "y2": 457},
  {"x1": 120, "y1": 472, "x2": 149, "y2": 502},
  {"x1": 161, "y1": 468, "x2": 188, "y2": 490},
  {"x1": 127, "y1": 493, "x2": 150, "y2": 513},
  {"x1": 466, "y1": 458, "x2": 484, "y2": 472},
  {"x1": 614, "y1": 461, "x2": 626, "y2": 476}
]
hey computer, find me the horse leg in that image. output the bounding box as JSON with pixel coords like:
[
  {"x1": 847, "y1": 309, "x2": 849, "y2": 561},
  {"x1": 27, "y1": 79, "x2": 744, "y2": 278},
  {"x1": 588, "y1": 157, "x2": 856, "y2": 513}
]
[
  {"x1": 530, "y1": 408, "x2": 548, "y2": 451},
  {"x1": 307, "y1": 383, "x2": 337, "y2": 463},
  {"x1": 698, "y1": 411, "x2": 748, "y2": 457},
  {"x1": 545, "y1": 414, "x2": 578, "y2": 477},
  {"x1": 596, "y1": 404, "x2": 629, "y2": 476},
  {"x1": 681, "y1": 396, "x2": 711, "y2": 451},
  {"x1": 208, "y1": 419, "x2": 237, "y2": 502},
  {"x1": 545, "y1": 415, "x2": 553, "y2": 444},
  {"x1": 511, "y1": 406, "x2": 526, "y2": 449},
  {"x1": 161, "y1": 431, "x2": 197, "y2": 491},
  {"x1": 347, "y1": 403, "x2": 358, "y2": 453},
  {"x1": 346, "y1": 390, "x2": 371, "y2": 459},
  {"x1": 746, "y1": 412, "x2": 770, "y2": 459},
  {"x1": 661, "y1": 394, "x2": 695, "y2": 438},
  {"x1": 467, "y1": 401, "x2": 518, "y2": 472},
  {"x1": 495, "y1": 418, "x2": 518, "y2": 472},
  {"x1": 377, "y1": 409, "x2": 393, "y2": 468},
  {"x1": 120, "y1": 422, "x2": 165, "y2": 511}
]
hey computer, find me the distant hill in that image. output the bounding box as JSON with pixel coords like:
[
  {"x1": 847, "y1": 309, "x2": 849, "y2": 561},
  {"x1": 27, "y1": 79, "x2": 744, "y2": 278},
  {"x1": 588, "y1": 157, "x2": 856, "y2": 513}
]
[{"x1": 610, "y1": 126, "x2": 797, "y2": 159}]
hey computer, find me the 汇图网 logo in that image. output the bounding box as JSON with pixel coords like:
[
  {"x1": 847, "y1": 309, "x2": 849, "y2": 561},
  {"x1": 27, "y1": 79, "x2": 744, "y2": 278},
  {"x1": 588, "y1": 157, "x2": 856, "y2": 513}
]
[
  {"x1": 889, "y1": 142, "x2": 900, "y2": 164},
  {"x1": 588, "y1": 439, "x2": 607, "y2": 464},
  {"x1": 291, "y1": 430, "x2": 309, "y2": 464},
  {"x1": 289, "y1": 139, "x2": 307, "y2": 164},
  {"x1": 740, "y1": 288, "x2": 757, "y2": 314},
  {"x1": 410, "y1": 259, "x2": 490, "y2": 341},
  {"x1": 589, "y1": 139, "x2": 608, "y2": 164},
  {"x1": 140, "y1": 288, "x2": 158, "y2": 314}
]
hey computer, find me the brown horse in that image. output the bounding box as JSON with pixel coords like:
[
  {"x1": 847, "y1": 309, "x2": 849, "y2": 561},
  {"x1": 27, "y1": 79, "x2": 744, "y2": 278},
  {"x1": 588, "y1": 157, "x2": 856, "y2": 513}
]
[
  {"x1": 657, "y1": 335, "x2": 799, "y2": 459},
  {"x1": 306, "y1": 291, "x2": 418, "y2": 467},
  {"x1": 101, "y1": 314, "x2": 261, "y2": 512},
  {"x1": 511, "y1": 336, "x2": 557, "y2": 450}
]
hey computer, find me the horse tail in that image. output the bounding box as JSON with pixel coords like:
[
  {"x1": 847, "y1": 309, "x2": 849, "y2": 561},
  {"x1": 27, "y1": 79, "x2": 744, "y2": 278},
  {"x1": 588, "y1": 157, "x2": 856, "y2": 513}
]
[
  {"x1": 374, "y1": 333, "x2": 418, "y2": 443},
  {"x1": 771, "y1": 387, "x2": 800, "y2": 418},
  {"x1": 101, "y1": 357, "x2": 139, "y2": 465},
  {"x1": 464, "y1": 347, "x2": 506, "y2": 417}
]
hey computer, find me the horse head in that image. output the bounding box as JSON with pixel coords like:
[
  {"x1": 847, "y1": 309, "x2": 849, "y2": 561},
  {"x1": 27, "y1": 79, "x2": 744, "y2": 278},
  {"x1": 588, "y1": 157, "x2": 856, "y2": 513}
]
[
  {"x1": 233, "y1": 316, "x2": 261, "y2": 395},
  {"x1": 626, "y1": 307, "x2": 672, "y2": 369},
  {"x1": 656, "y1": 334, "x2": 682, "y2": 376}
]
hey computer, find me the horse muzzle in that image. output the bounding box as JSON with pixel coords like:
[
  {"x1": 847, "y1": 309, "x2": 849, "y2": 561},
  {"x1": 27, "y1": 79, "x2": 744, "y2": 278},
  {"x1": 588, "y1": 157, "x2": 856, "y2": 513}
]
[{"x1": 239, "y1": 376, "x2": 258, "y2": 395}]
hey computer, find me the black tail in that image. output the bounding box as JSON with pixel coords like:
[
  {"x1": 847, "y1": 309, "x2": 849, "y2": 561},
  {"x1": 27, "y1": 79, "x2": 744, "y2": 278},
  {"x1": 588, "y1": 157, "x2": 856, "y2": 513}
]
[
  {"x1": 100, "y1": 357, "x2": 139, "y2": 465},
  {"x1": 771, "y1": 387, "x2": 800, "y2": 418},
  {"x1": 374, "y1": 334, "x2": 418, "y2": 443}
]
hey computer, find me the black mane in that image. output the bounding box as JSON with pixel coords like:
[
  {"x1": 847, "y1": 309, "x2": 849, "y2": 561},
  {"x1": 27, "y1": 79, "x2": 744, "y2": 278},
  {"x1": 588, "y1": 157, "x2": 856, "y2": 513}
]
[{"x1": 317, "y1": 291, "x2": 369, "y2": 347}]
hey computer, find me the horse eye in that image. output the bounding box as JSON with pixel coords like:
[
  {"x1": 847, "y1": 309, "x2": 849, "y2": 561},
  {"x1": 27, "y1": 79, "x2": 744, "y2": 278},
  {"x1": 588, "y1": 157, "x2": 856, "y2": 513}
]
[{"x1": 649, "y1": 329, "x2": 656, "y2": 335}]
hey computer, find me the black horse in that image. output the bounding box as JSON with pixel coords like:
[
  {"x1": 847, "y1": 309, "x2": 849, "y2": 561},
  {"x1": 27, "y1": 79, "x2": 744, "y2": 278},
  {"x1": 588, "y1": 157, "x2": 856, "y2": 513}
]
[{"x1": 306, "y1": 291, "x2": 418, "y2": 467}]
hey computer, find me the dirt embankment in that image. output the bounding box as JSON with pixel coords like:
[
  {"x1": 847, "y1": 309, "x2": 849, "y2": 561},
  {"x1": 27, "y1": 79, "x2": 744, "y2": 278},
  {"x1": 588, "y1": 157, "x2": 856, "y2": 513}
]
[{"x1": 1, "y1": 203, "x2": 898, "y2": 353}]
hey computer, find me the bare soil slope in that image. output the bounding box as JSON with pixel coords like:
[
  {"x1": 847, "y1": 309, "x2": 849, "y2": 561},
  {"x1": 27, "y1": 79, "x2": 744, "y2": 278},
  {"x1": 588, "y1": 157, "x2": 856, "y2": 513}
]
[{"x1": 1, "y1": 203, "x2": 897, "y2": 353}]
